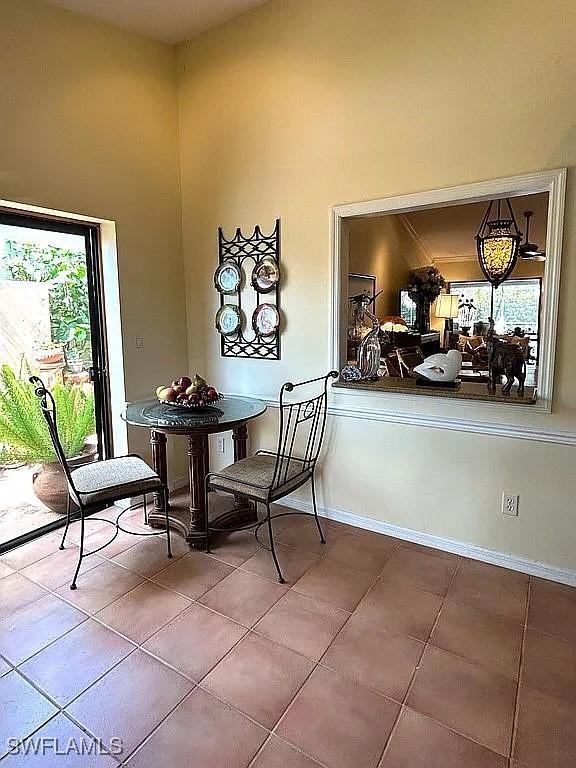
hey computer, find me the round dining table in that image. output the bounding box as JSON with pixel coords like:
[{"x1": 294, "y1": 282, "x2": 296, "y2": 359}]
[{"x1": 122, "y1": 396, "x2": 267, "y2": 548}]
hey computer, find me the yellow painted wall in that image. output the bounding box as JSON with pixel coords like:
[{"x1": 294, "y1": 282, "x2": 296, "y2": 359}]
[
  {"x1": 347, "y1": 215, "x2": 429, "y2": 319},
  {"x1": 0, "y1": 0, "x2": 188, "y2": 475},
  {"x1": 177, "y1": 0, "x2": 576, "y2": 570}
]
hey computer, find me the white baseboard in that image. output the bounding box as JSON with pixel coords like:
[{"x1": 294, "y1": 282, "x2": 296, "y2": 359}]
[{"x1": 280, "y1": 495, "x2": 576, "y2": 588}]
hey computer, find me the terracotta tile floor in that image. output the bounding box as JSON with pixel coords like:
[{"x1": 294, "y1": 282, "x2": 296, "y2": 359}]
[{"x1": 1, "y1": 507, "x2": 576, "y2": 767}]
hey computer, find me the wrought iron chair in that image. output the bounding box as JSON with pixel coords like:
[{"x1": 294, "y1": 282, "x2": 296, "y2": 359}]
[
  {"x1": 30, "y1": 376, "x2": 172, "y2": 590},
  {"x1": 204, "y1": 371, "x2": 338, "y2": 583},
  {"x1": 396, "y1": 346, "x2": 425, "y2": 378}
]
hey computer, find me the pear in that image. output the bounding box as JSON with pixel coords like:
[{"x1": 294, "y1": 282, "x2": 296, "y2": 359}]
[
  {"x1": 185, "y1": 383, "x2": 199, "y2": 395},
  {"x1": 193, "y1": 373, "x2": 207, "y2": 389}
]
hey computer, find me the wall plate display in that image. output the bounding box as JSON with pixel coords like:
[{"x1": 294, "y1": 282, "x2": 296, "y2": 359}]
[
  {"x1": 215, "y1": 219, "x2": 281, "y2": 359},
  {"x1": 252, "y1": 303, "x2": 279, "y2": 337},
  {"x1": 214, "y1": 259, "x2": 241, "y2": 294},
  {"x1": 251, "y1": 257, "x2": 280, "y2": 293},
  {"x1": 215, "y1": 304, "x2": 242, "y2": 336}
]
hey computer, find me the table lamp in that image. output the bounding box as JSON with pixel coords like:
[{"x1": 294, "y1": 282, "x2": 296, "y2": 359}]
[{"x1": 436, "y1": 294, "x2": 459, "y2": 348}]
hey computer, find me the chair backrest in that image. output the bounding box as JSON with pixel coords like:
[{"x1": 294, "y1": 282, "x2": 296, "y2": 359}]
[
  {"x1": 383, "y1": 352, "x2": 402, "y2": 377},
  {"x1": 396, "y1": 347, "x2": 425, "y2": 378},
  {"x1": 29, "y1": 375, "x2": 78, "y2": 498},
  {"x1": 271, "y1": 371, "x2": 338, "y2": 491}
]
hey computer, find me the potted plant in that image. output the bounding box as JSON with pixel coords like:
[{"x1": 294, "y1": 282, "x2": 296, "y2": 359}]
[{"x1": 0, "y1": 365, "x2": 96, "y2": 513}]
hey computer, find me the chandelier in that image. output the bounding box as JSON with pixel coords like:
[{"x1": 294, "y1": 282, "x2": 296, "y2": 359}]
[{"x1": 475, "y1": 198, "x2": 522, "y2": 288}]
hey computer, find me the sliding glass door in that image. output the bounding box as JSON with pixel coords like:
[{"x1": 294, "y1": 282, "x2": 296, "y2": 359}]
[{"x1": 0, "y1": 211, "x2": 111, "y2": 551}]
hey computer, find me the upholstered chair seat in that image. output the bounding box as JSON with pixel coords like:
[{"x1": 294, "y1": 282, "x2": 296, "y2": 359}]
[
  {"x1": 208, "y1": 453, "x2": 310, "y2": 501},
  {"x1": 71, "y1": 456, "x2": 162, "y2": 506}
]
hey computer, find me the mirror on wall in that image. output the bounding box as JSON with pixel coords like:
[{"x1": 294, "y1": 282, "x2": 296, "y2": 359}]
[{"x1": 339, "y1": 190, "x2": 553, "y2": 405}]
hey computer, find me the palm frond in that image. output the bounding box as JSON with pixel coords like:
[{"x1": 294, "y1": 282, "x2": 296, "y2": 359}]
[{"x1": 0, "y1": 365, "x2": 96, "y2": 465}]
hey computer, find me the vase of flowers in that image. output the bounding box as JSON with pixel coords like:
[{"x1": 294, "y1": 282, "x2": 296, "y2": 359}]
[{"x1": 408, "y1": 266, "x2": 446, "y2": 333}]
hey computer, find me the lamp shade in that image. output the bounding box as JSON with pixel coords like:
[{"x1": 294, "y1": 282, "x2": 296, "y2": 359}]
[
  {"x1": 475, "y1": 199, "x2": 521, "y2": 288},
  {"x1": 435, "y1": 294, "x2": 459, "y2": 319}
]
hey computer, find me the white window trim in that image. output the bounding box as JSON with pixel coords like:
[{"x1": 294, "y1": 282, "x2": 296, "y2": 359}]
[{"x1": 330, "y1": 169, "x2": 567, "y2": 421}]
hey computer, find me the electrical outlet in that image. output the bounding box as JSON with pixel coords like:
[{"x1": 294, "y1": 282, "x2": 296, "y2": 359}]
[
  {"x1": 502, "y1": 493, "x2": 519, "y2": 516},
  {"x1": 135, "y1": 335, "x2": 144, "y2": 350},
  {"x1": 216, "y1": 436, "x2": 225, "y2": 454}
]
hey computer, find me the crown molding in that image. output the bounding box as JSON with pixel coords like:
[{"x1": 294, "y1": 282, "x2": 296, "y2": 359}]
[
  {"x1": 433, "y1": 253, "x2": 477, "y2": 264},
  {"x1": 396, "y1": 213, "x2": 434, "y2": 266}
]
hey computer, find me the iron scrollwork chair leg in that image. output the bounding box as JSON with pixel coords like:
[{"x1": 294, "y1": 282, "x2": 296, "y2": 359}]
[
  {"x1": 70, "y1": 503, "x2": 85, "y2": 590},
  {"x1": 204, "y1": 476, "x2": 211, "y2": 554},
  {"x1": 163, "y1": 488, "x2": 173, "y2": 558},
  {"x1": 60, "y1": 493, "x2": 72, "y2": 550},
  {"x1": 265, "y1": 502, "x2": 285, "y2": 584},
  {"x1": 310, "y1": 473, "x2": 326, "y2": 545}
]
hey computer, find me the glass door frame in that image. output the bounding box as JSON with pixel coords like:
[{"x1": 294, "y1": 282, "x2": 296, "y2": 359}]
[{"x1": 0, "y1": 210, "x2": 113, "y2": 551}]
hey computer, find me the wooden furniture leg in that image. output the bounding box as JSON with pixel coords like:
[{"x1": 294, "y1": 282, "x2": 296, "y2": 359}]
[
  {"x1": 186, "y1": 432, "x2": 209, "y2": 549},
  {"x1": 232, "y1": 423, "x2": 248, "y2": 461},
  {"x1": 150, "y1": 430, "x2": 168, "y2": 514}
]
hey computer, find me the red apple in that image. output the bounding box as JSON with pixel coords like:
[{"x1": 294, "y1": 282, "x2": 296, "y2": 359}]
[
  {"x1": 205, "y1": 387, "x2": 217, "y2": 401},
  {"x1": 177, "y1": 376, "x2": 192, "y2": 389}
]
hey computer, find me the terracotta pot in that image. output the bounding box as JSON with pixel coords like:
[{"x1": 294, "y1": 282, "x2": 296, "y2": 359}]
[{"x1": 32, "y1": 448, "x2": 97, "y2": 514}]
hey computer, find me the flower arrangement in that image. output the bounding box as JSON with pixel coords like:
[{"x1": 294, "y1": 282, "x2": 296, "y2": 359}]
[{"x1": 408, "y1": 266, "x2": 446, "y2": 303}]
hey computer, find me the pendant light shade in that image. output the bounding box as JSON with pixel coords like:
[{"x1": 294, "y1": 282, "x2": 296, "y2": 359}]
[{"x1": 475, "y1": 198, "x2": 522, "y2": 288}]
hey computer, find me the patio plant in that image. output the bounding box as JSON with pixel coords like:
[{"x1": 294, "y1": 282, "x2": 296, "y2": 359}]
[
  {"x1": 2, "y1": 241, "x2": 91, "y2": 364},
  {"x1": 0, "y1": 364, "x2": 96, "y2": 512}
]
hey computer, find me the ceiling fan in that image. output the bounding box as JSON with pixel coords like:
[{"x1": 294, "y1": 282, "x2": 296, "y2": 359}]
[{"x1": 519, "y1": 210, "x2": 546, "y2": 261}]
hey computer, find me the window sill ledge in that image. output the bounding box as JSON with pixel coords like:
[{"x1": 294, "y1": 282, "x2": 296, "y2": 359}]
[{"x1": 332, "y1": 377, "x2": 537, "y2": 406}]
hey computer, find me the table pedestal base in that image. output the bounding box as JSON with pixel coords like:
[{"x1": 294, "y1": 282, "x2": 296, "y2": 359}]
[
  {"x1": 146, "y1": 422, "x2": 258, "y2": 549},
  {"x1": 146, "y1": 492, "x2": 257, "y2": 549}
]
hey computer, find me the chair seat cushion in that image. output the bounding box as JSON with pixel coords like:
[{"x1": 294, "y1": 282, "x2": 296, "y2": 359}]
[
  {"x1": 71, "y1": 456, "x2": 161, "y2": 506},
  {"x1": 209, "y1": 453, "x2": 310, "y2": 501}
]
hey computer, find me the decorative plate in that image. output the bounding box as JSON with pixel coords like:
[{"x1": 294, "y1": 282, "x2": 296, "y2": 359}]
[
  {"x1": 215, "y1": 305, "x2": 242, "y2": 336},
  {"x1": 252, "y1": 303, "x2": 279, "y2": 337},
  {"x1": 214, "y1": 260, "x2": 241, "y2": 294},
  {"x1": 251, "y1": 257, "x2": 280, "y2": 293}
]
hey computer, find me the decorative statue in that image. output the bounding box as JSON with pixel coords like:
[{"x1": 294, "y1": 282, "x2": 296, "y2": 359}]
[
  {"x1": 486, "y1": 318, "x2": 526, "y2": 397},
  {"x1": 341, "y1": 291, "x2": 381, "y2": 381},
  {"x1": 357, "y1": 302, "x2": 381, "y2": 380},
  {"x1": 414, "y1": 350, "x2": 462, "y2": 382}
]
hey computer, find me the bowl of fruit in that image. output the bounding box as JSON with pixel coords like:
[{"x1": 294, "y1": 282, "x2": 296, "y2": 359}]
[{"x1": 156, "y1": 374, "x2": 222, "y2": 409}]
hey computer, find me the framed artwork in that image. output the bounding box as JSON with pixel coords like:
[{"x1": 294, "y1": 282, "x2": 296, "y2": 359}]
[{"x1": 348, "y1": 273, "x2": 376, "y2": 303}]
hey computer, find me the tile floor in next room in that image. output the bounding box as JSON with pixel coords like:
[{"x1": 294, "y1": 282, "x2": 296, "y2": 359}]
[{"x1": 1, "y1": 499, "x2": 576, "y2": 767}]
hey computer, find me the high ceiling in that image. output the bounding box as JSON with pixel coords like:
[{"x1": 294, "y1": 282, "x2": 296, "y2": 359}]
[
  {"x1": 42, "y1": 0, "x2": 267, "y2": 43},
  {"x1": 403, "y1": 193, "x2": 548, "y2": 263}
]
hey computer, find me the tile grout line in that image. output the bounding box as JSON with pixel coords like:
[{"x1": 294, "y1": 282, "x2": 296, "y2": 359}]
[
  {"x1": 0, "y1": 667, "x2": 124, "y2": 766},
  {"x1": 376, "y1": 556, "x2": 465, "y2": 767},
  {"x1": 509, "y1": 575, "x2": 531, "y2": 761},
  {"x1": 265, "y1": 549, "x2": 400, "y2": 767},
  {"x1": 2, "y1": 518, "x2": 570, "y2": 768}
]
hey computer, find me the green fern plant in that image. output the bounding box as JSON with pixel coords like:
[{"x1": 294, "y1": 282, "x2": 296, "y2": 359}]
[{"x1": 0, "y1": 365, "x2": 96, "y2": 465}]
